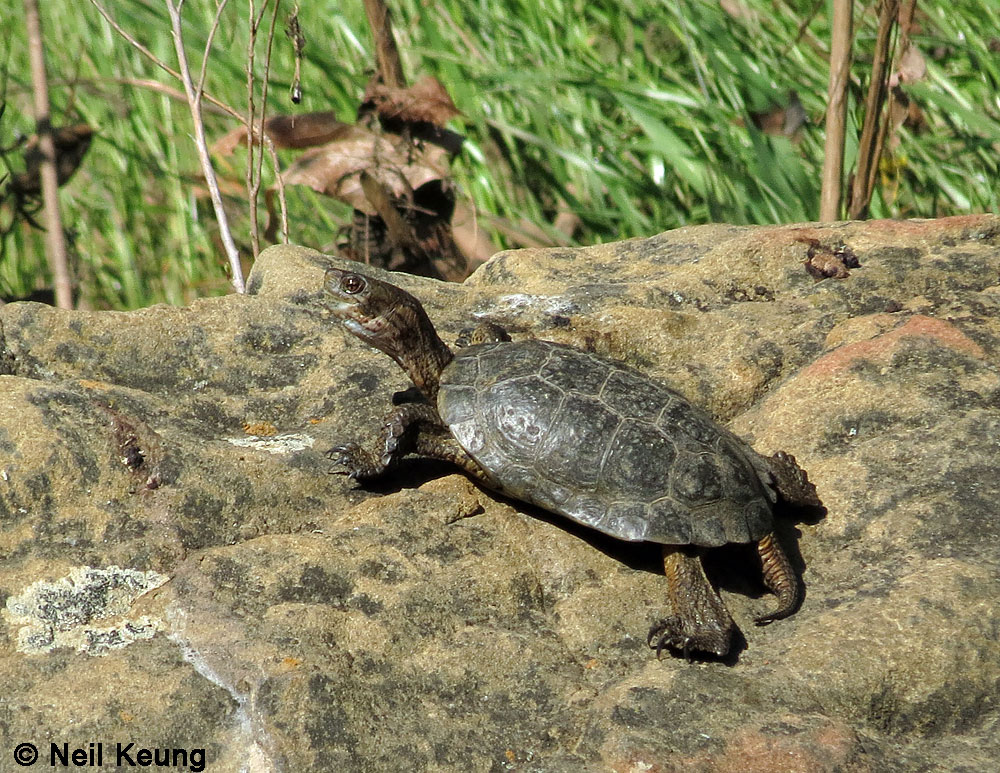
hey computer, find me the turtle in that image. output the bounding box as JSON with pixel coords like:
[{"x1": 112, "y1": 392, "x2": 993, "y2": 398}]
[{"x1": 322, "y1": 267, "x2": 820, "y2": 658}]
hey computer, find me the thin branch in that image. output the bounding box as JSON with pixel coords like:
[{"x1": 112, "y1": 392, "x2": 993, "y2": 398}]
[
  {"x1": 246, "y1": 0, "x2": 261, "y2": 256},
  {"x1": 779, "y1": 0, "x2": 826, "y2": 57},
  {"x1": 286, "y1": 6, "x2": 305, "y2": 103},
  {"x1": 23, "y1": 0, "x2": 73, "y2": 309},
  {"x1": 196, "y1": 1, "x2": 226, "y2": 102},
  {"x1": 88, "y1": 0, "x2": 242, "y2": 121},
  {"x1": 255, "y1": 4, "x2": 281, "y2": 188},
  {"x1": 264, "y1": 135, "x2": 289, "y2": 242},
  {"x1": 363, "y1": 0, "x2": 406, "y2": 88},
  {"x1": 435, "y1": 3, "x2": 486, "y2": 63},
  {"x1": 255, "y1": 3, "x2": 282, "y2": 246},
  {"x1": 848, "y1": 0, "x2": 899, "y2": 220},
  {"x1": 165, "y1": 0, "x2": 245, "y2": 292},
  {"x1": 819, "y1": 0, "x2": 853, "y2": 222},
  {"x1": 246, "y1": 0, "x2": 282, "y2": 256}
]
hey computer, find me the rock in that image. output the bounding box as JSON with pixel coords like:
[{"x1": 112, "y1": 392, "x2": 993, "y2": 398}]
[{"x1": 2, "y1": 215, "x2": 998, "y2": 771}]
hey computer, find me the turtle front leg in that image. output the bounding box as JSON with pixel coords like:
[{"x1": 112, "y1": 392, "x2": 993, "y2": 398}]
[
  {"x1": 648, "y1": 546, "x2": 735, "y2": 659},
  {"x1": 412, "y1": 432, "x2": 494, "y2": 482},
  {"x1": 328, "y1": 403, "x2": 446, "y2": 480},
  {"x1": 754, "y1": 531, "x2": 800, "y2": 625},
  {"x1": 328, "y1": 403, "x2": 493, "y2": 483}
]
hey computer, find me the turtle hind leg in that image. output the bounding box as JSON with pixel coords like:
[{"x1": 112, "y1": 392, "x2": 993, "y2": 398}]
[
  {"x1": 648, "y1": 546, "x2": 734, "y2": 659},
  {"x1": 767, "y1": 451, "x2": 820, "y2": 507},
  {"x1": 754, "y1": 531, "x2": 801, "y2": 625}
]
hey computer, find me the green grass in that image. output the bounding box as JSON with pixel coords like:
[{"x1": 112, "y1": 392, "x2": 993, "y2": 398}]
[{"x1": 0, "y1": 0, "x2": 997, "y2": 308}]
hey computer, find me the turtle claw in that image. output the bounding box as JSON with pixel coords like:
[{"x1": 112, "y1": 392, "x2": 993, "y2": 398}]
[
  {"x1": 326, "y1": 444, "x2": 384, "y2": 480},
  {"x1": 648, "y1": 617, "x2": 693, "y2": 661},
  {"x1": 325, "y1": 445, "x2": 350, "y2": 462},
  {"x1": 647, "y1": 616, "x2": 730, "y2": 660}
]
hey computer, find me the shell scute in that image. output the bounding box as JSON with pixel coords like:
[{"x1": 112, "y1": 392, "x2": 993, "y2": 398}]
[
  {"x1": 537, "y1": 393, "x2": 621, "y2": 490},
  {"x1": 600, "y1": 419, "x2": 678, "y2": 499},
  {"x1": 600, "y1": 368, "x2": 676, "y2": 418},
  {"x1": 538, "y1": 347, "x2": 611, "y2": 395},
  {"x1": 480, "y1": 376, "x2": 563, "y2": 458}
]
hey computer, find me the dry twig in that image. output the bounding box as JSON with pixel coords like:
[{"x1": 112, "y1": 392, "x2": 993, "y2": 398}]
[
  {"x1": 363, "y1": 0, "x2": 406, "y2": 89},
  {"x1": 164, "y1": 0, "x2": 245, "y2": 292},
  {"x1": 820, "y1": 0, "x2": 853, "y2": 221},
  {"x1": 22, "y1": 0, "x2": 73, "y2": 309},
  {"x1": 848, "y1": 0, "x2": 900, "y2": 219},
  {"x1": 246, "y1": 0, "x2": 286, "y2": 256},
  {"x1": 88, "y1": 0, "x2": 241, "y2": 121}
]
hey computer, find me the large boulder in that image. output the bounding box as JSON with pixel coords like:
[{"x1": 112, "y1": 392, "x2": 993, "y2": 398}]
[{"x1": 1, "y1": 214, "x2": 998, "y2": 771}]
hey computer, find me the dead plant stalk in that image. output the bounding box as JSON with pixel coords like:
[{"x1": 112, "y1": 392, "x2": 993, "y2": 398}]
[
  {"x1": 23, "y1": 0, "x2": 73, "y2": 309},
  {"x1": 87, "y1": 0, "x2": 242, "y2": 121},
  {"x1": 849, "y1": 0, "x2": 900, "y2": 220},
  {"x1": 165, "y1": 0, "x2": 245, "y2": 293},
  {"x1": 246, "y1": 0, "x2": 286, "y2": 255},
  {"x1": 820, "y1": 0, "x2": 853, "y2": 222}
]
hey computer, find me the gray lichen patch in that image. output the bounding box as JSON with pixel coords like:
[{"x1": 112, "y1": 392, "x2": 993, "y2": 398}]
[
  {"x1": 3, "y1": 565, "x2": 168, "y2": 656},
  {"x1": 225, "y1": 432, "x2": 315, "y2": 454}
]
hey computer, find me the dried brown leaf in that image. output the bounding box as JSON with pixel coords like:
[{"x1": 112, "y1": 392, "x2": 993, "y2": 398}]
[
  {"x1": 360, "y1": 170, "x2": 421, "y2": 252},
  {"x1": 213, "y1": 126, "x2": 249, "y2": 156},
  {"x1": 890, "y1": 44, "x2": 926, "y2": 88},
  {"x1": 280, "y1": 125, "x2": 450, "y2": 213},
  {"x1": 364, "y1": 75, "x2": 461, "y2": 127},
  {"x1": 213, "y1": 112, "x2": 354, "y2": 156}
]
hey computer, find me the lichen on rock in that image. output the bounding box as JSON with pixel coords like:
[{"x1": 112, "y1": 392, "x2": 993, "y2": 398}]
[{"x1": 4, "y1": 565, "x2": 167, "y2": 655}]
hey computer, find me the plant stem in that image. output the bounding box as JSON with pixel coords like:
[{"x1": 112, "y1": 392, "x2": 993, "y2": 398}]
[
  {"x1": 848, "y1": 0, "x2": 899, "y2": 220},
  {"x1": 23, "y1": 0, "x2": 73, "y2": 309},
  {"x1": 820, "y1": 0, "x2": 853, "y2": 222},
  {"x1": 165, "y1": 0, "x2": 245, "y2": 293},
  {"x1": 363, "y1": 0, "x2": 406, "y2": 88},
  {"x1": 88, "y1": 0, "x2": 242, "y2": 121}
]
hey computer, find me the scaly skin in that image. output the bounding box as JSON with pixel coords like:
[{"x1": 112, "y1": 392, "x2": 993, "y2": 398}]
[
  {"x1": 768, "y1": 451, "x2": 821, "y2": 508},
  {"x1": 328, "y1": 402, "x2": 490, "y2": 481},
  {"x1": 323, "y1": 268, "x2": 452, "y2": 401},
  {"x1": 324, "y1": 268, "x2": 493, "y2": 483},
  {"x1": 755, "y1": 532, "x2": 799, "y2": 624},
  {"x1": 649, "y1": 546, "x2": 734, "y2": 659},
  {"x1": 327, "y1": 402, "x2": 444, "y2": 479}
]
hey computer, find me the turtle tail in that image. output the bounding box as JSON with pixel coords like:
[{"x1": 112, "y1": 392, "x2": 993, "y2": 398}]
[{"x1": 754, "y1": 531, "x2": 801, "y2": 625}]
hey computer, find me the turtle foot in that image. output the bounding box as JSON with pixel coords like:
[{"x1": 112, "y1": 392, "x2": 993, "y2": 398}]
[
  {"x1": 657, "y1": 546, "x2": 735, "y2": 660},
  {"x1": 768, "y1": 450, "x2": 820, "y2": 507},
  {"x1": 325, "y1": 444, "x2": 389, "y2": 480},
  {"x1": 647, "y1": 616, "x2": 731, "y2": 660}
]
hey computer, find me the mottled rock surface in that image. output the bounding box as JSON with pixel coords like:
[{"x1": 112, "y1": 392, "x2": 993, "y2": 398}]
[{"x1": 1, "y1": 215, "x2": 998, "y2": 772}]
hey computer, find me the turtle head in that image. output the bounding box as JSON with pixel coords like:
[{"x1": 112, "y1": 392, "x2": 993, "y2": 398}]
[
  {"x1": 323, "y1": 268, "x2": 453, "y2": 400},
  {"x1": 324, "y1": 268, "x2": 410, "y2": 350}
]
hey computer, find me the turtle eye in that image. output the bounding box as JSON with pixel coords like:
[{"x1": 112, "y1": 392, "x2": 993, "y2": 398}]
[{"x1": 341, "y1": 274, "x2": 366, "y2": 295}]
